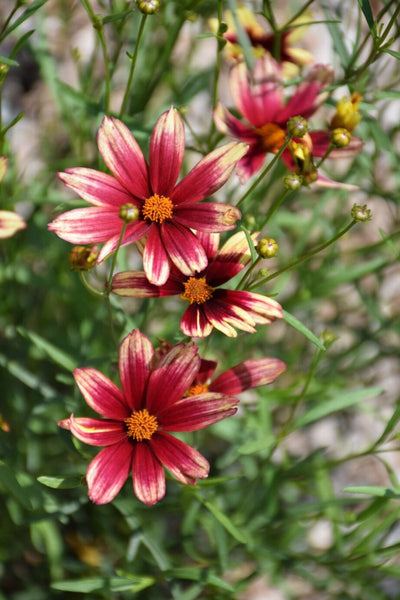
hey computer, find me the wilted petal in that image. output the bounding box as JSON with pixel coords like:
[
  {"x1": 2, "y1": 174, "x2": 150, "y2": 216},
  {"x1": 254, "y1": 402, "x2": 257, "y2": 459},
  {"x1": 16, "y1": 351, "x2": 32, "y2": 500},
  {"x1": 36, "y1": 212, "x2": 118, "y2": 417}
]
[
  {"x1": 174, "y1": 202, "x2": 241, "y2": 233},
  {"x1": 0, "y1": 210, "x2": 26, "y2": 239},
  {"x1": 58, "y1": 168, "x2": 136, "y2": 208},
  {"x1": 161, "y1": 221, "x2": 208, "y2": 276},
  {"x1": 112, "y1": 270, "x2": 181, "y2": 297},
  {"x1": 210, "y1": 358, "x2": 286, "y2": 394},
  {"x1": 97, "y1": 116, "x2": 150, "y2": 199},
  {"x1": 146, "y1": 342, "x2": 200, "y2": 414},
  {"x1": 214, "y1": 103, "x2": 259, "y2": 141},
  {"x1": 149, "y1": 107, "x2": 185, "y2": 195},
  {"x1": 119, "y1": 330, "x2": 154, "y2": 412},
  {"x1": 86, "y1": 440, "x2": 132, "y2": 504},
  {"x1": 150, "y1": 432, "x2": 209, "y2": 483},
  {"x1": 132, "y1": 443, "x2": 165, "y2": 505},
  {"x1": 171, "y1": 142, "x2": 248, "y2": 206},
  {"x1": 48, "y1": 207, "x2": 122, "y2": 244},
  {"x1": 143, "y1": 224, "x2": 170, "y2": 285},
  {"x1": 181, "y1": 304, "x2": 213, "y2": 338},
  {"x1": 73, "y1": 367, "x2": 129, "y2": 420},
  {"x1": 69, "y1": 415, "x2": 126, "y2": 446},
  {"x1": 159, "y1": 392, "x2": 238, "y2": 431}
]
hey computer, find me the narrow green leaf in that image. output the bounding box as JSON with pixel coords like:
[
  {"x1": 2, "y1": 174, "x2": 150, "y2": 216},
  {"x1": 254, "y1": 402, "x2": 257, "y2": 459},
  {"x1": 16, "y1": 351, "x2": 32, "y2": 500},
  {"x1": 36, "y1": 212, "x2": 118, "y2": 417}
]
[
  {"x1": 322, "y1": 7, "x2": 350, "y2": 66},
  {"x1": 226, "y1": 0, "x2": 254, "y2": 71},
  {"x1": 238, "y1": 437, "x2": 275, "y2": 455},
  {"x1": 343, "y1": 485, "x2": 400, "y2": 498},
  {"x1": 17, "y1": 326, "x2": 77, "y2": 371},
  {"x1": 103, "y1": 8, "x2": 134, "y2": 24},
  {"x1": 382, "y1": 48, "x2": 400, "y2": 60},
  {"x1": 357, "y1": 0, "x2": 375, "y2": 34},
  {"x1": 239, "y1": 224, "x2": 258, "y2": 263},
  {"x1": 293, "y1": 386, "x2": 383, "y2": 428},
  {"x1": 283, "y1": 310, "x2": 325, "y2": 351},
  {"x1": 52, "y1": 576, "x2": 155, "y2": 593},
  {"x1": 196, "y1": 494, "x2": 247, "y2": 544},
  {"x1": 10, "y1": 30, "x2": 35, "y2": 59},
  {"x1": 37, "y1": 475, "x2": 83, "y2": 489},
  {"x1": 0, "y1": 461, "x2": 32, "y2": 510},
  {"x1": 379, "y1": 228, "x2": 400, "y2": 258},
  {"x1": 0, "y1": 55, "x2": 19, "y2": 67},
  {"x1": 1, "y1": 0, "x2": 49, "y2": 41},
  {"x1": 1, "y1": 112, "x2": 24, "y2": 137}
]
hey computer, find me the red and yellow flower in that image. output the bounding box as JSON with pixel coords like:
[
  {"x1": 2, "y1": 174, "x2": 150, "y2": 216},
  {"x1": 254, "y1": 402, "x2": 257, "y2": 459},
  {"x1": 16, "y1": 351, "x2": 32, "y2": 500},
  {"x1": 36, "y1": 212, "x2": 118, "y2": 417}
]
[
  {"x1": 49, "y1": 107, "x2": 247, "y2": 285},
  {"x1": 59, "y1": 330, "x2": 239, "y2": 505}
]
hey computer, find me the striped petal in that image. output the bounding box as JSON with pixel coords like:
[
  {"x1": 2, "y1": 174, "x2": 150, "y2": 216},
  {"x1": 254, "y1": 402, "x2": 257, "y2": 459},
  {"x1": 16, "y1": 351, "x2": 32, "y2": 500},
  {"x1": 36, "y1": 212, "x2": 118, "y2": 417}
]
[
  {"x1": 206, "y1": 230, "x2": 257, "y2": 286},
  {"x1": 0, "y1": 210, "x2": 26, "y2": 239},
  {"x1": 97, "y1": 219, "x2": 151, "y2": 263},
  {"x1": 69, "y1": 415, "x2": 126, "y2": 446},
  {"x1": 171, "y1": 142, "x2": 248, "y2": 206},
  {"x1": 210, "y1": 358, "x2": 287, "y2": 394},
  {"x1": 174, "y1": 202, "x2": 241, "y2": 233},
  {"x1": 58, "y1": 168, "x2": 136, "y2": 208},
  {"x1": 143, "y1": 224, "x2": 170, "y2": 285},
  {"x1": 195, "y1": 358, "x2": 218, "y2": 384},
  {"x1": 161, "y1": 221, "x2": 208, "y2": 277},
  {"x1": 149, "y1": 107, "x2": 185, "y2": 196},
  {"x1": 181, "y1": 304, "x2": 213, "y2": 338},
  {"x1": 236, "y1": 145, "x2": 267, "y2": 183},
  {"x1": 159, "y1": 392, "x2": 238, "y2": 431},
  {"x1": 119, "y1": 330, "x2": 154, "y2": 412},
  {"x1": 86, "y1": 440, "x2": 132, "y2": 504},
  {"x1": 214, "y1": 103, "x2": 259, "y2": 142},
  {"x1": 146, "y1": 342, "x2": 200, "y2": 414},
  {"x1": 203, "y1": 297, "x2": 256, "y2": 337},
  {"x1": 97, "y1": 116, "x2": 150, "y2": 199},
  {"x1": 48, "y1": 207, "x2": 121, "y2": 244},
  {"x1": 220, "y1": 289, "x2": 283, "y2": 323},
  {"x1": 112, "y1": 270, "x2": 182, "y2": 297},
  {"x1": 132, "y1": 443, "x2": 165, "y2": 505},
  {"x1": 195, "y1": 232, "x2": 220, "y2": 260},
  {"x1": 150, "y1": 432, "x2": 209, "y2": 483},
  {"x1": 73, "y1": 367, "x2": 129, "y2": 420}
]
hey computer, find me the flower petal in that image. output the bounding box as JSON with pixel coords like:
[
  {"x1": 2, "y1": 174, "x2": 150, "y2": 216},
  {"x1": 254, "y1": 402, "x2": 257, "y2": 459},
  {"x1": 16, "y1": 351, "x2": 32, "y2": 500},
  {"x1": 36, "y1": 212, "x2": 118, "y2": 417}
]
[
  {"x1": 0, "y1": 210, "x2": 26, "y2": 239},
  {"x1": 150, "y1": 432, "x2": 209, "y2": 483},
  {"x1": 195, "y1": 232, "x2": 220, "y2": 260},
  {"x1": 210, "y1": 358, "x2": 286, "y2": 394},
  {"x1": 174, "y1": 202, "x2": 241, "y2": 233},
  {"x1": 119, "y1": 330, "x2": 154, "y2": 412},
  {"x1": 143, "y1": 224, "x2": 170, "y2": 285},
  {"x1": 48, "y1": 207, "x2": 123, "y2": 245},
  {"x1": 97, "y1": 220, "x2": 151, "y2": 263},
  {"x1": 236, "y1": 145, "x2": 267, "y2": 183},
  {"x1": 112, "y1": 270, "x2": 181, "y2": 297},
  {"x1": 203, "y1": 297, "x2": 255, "y2": 337},
  {"x1": 159, "y1": 392, "x2": 238, "y2": 431},
  {"x1": 161, "y1": 222, "x2": 208, "y2": 277},
  {"x1": 146, "y1": 342, "x2": 200, "y2": 414},
  {"x1": 149, "y1": 107, "x2": 185, "y2": 195},
  {"x1": 132, "y1": 442, "x2": 165, "y2": 505},
  {"x1": 195, "y1": 358, "x2": 218, "y2": 385},
  {"x1": 69, "y1": 415, "x2": 126, "y2": 446},
  {"x1": 206, "y1": 230, "x2": 258, "y2": 286},
  {"x1": 214, "y1": 103, "x2": 259, "y2": 141},
  {"x1": 219, "y1": 290, "x2": 283, "y2": 323},
  {"x1": 180, "y1": 304, "x2": 214, "y2": 338},
  {"x1": 86, "y1": 440, "x2": 132, "y2": 504},
  {"x1": 58, "y1": 168, "x2": 136, "y2": 208},
  {"x1": 171, "y1": 142, "x2": 248, "y2": 206},
  {"x1": 97, "y1": 116, "x2": 150, "y2": 199},
  {"x1": 73, "y1": 367, "x2": 129, "y2": 420}
]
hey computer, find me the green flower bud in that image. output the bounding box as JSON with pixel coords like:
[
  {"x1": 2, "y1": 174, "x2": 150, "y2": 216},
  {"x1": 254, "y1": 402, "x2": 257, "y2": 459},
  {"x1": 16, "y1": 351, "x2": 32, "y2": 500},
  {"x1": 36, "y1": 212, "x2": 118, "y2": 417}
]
[
  {"x1": 257, "y1": 268, "x2": 269, "y2": 278},
  {"x1": 284, "y1": 172, "x2": 303, "y2": 190},
  {"x1": 331, "y1": 128, "x2": 351, "y2": 148},
  {"x1": 351, "y1": 204, "x2": 371, "y2": 222},
  {"x1": 322, "y1": 329, "x2": 337, "y2": 347},
  {"x1": 119, "y1": 203, "x2": 140, "y2": 222},
  {"x1": 137, "y1": 0, "x2": 160, "y2": 14},
  {"x1": 287, "y1": 116, "x2": 309, "y2": 138},
  {"x1": 69, "y1": 245, "x2": 99, "y2": 270},
  {"x1": 257, "y1": 238, "x2": 278, "y2": 258}
]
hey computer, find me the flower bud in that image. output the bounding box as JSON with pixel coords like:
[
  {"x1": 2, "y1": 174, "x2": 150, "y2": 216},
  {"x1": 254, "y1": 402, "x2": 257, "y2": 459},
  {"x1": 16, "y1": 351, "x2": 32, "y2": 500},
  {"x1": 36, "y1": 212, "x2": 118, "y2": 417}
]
[
  {"x1": 284, "y1": 172, "x2": 302, "y2": 190},
  {"x1": 330, "y1": 92, "x2": 362, "y2": 132},
  {"x1": 137, "y1": 0, "x2": 160, "y2": 13},
  {"x1": 119, "y1": 203, "x2": 140, "y2": 222},
  {"x1": 322, "y1": 329, "x2": 337, "y2": 348},
  {"x1": 301, "y1": 168, "x2": 318, "y2": 185},
  {"x1": 69, "y1": 245, "x2": 99, "y2": 270},
  {"x1": 257, "y1": 268, "x2": 269, "y2": 278},
  {"x1": 331, "y1": 128, "x2": 351, "y2": 148},
  {"x1": 287, "y1": 116, "x2": 308, "y2": 138},
  {"x1": 257, "y1": 238, "x2": 278, "y2": 258},
  {"x1": 351, "y1": 204, "x2": 371, "y2": 222}
]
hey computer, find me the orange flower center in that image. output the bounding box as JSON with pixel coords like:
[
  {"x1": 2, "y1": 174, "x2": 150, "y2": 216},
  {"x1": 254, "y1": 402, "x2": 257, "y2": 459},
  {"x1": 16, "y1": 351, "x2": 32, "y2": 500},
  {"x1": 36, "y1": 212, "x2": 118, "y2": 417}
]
[
  {"x1": 142, "y1": 194, "x2": 173, "y2": 223},
  {"x1": 181, "y1": 277, "x2": 214, "y2": 304},
  {"x1": 255, "y1": 123, "x2": 286, "y2": 153},
  {"x1": 186, "y1": 383, "x2": 209, "y2": 396},
  {"x1": 124, "y1": 409, "x2": 158, "y2": 441}
]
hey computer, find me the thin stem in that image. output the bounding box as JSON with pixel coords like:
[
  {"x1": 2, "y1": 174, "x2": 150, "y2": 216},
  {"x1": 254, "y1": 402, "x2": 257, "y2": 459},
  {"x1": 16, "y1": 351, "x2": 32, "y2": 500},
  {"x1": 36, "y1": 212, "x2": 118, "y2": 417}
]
[
  {"x1": 106, "y1": 222, "x2": 127, "y2": 291},
  {"x1": 236, "y1": 256, "x2": 261, "y2": 290},
  {"x1": 79, "y1": 271, "x2": 104, "y2": 297},
  {"x1": 119, "y1": 14, "x2": 148, "y2": 118},
  {"x1": 282, "y1": 0, "x2": 315, "y2": 29},
  {"x1": 259, "y1": 188, "x2": 290, "y2": 229},
  {"x1": 0, "y1": 0, "x2": 20, "y2": 41},
  {"x1": 315, "y1": 143, "x2": 334, "y2": 169},
  {"x1": 236, "y1": 137, "x2": 291, "y2": 208},
  {"x1": 249, "y1": 220, "x2": 357, "y2": 289}
]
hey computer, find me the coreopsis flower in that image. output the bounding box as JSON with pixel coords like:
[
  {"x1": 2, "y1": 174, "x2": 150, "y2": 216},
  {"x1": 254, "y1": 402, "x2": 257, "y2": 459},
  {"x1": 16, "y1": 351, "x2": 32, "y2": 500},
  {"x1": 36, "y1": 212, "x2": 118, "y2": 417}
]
[
  {"x1": 58, "y1": 330, "x2": 239, "y2": 505},
  {"x1": 112, "y1": 231, "x2": 283, "y2": 338},
  {"x1": 49, "y1": 107, "x2": 247, "y2": 285},
  {"x1": 0, "y1": 210, "x2": 26, "y2": 239},
  {"x1": 210, "y1": 3, "x2": 313, "y2": 70},
  {"x1": 214, "y1": 56, "x2": 363, "y2": 187}
]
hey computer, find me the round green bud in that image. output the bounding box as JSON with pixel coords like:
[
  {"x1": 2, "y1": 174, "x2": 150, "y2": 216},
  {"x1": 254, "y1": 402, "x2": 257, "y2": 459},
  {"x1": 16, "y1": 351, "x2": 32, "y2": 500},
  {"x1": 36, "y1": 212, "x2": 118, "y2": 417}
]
[
  {"x1": 287, "y1": 116, "x2": 309, "y2": 138},
  {"x1": 331, "y1": 128, "x2": 351, "y2": 148},
  {"x1": 257, "y1": 268, "x2": 269, "y2": 278},
  {"x1": 119, "y1": 203, "x2": 140, "y2": 222},
  {"x1": 322, "y1": 329, "x2": 337, "y2": 347},
  {"x1": 257, "y1": 238, "x2": 278, "y2": 258},
  {"x1": 137, "y1": 0, "x2": 160, "y2": 14},
  {"x1": 351, "y1": 204, "x2": 371, "y2": 222},
  {"x1": 284, "y1": 172, "x2": 303, "y2": 190}
]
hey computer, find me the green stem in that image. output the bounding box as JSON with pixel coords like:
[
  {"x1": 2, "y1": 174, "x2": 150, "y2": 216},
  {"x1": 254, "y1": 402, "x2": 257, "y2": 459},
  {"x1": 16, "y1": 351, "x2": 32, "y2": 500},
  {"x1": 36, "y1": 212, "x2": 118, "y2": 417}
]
[
  {"x1": 79, "y1": 271, "x2": 104, "y2": 297},
  {"x1": 315, "y1": 143, "x2": 334, "y2": 169},
  {"x1": 259, "y1": 188, "x2": 290, "y2": 229},
  {"x1": 119, "y1": 14, "x2": 148, "y2": 118},
  {"x1": 249, "y1": 219, "x2": 357, "y2": 290},
  {"x1": 0, "y1": 0, "x2": 20, "y2": 41},
  {"x1": 236, "y1": 256, "x2": 261, "y2": 290},
  {"x1": 282, "y1": 0, "x2": 315, "y2": 29},
  {"x1": 104, "y1": 222, "x2": 127, "y2": 347},
  {"x1": 236, "y1": 137, "x2": 291, "y2": 208}
]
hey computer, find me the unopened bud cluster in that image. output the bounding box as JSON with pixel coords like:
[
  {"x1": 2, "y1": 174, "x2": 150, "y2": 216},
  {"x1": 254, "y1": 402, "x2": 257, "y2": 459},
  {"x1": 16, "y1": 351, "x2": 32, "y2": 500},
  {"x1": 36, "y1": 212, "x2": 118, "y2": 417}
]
[
  {"x1": 287, "y1": 116, "x2": 308, "y2": 138},
  {"x1": 257, "y1": 238, "x2": 278, "y2": 258},
  {"x1": 137, "y1": 0, "x2": 160, "y2": 14},
  {"x1": 69, "y1": 245, "x2": 99, "y2": 270},
  {"x1": 351, "y1": 204, "x2": 371, "y2": 222}
]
